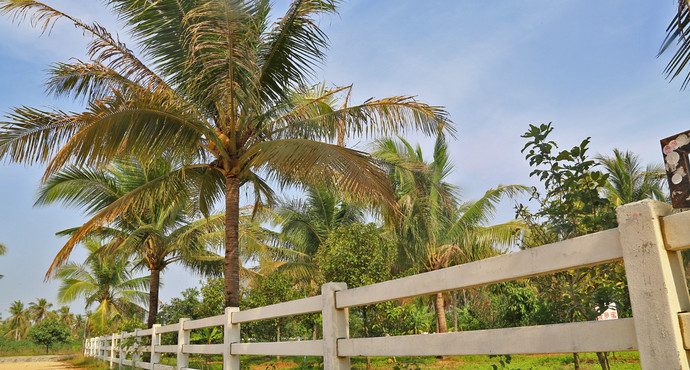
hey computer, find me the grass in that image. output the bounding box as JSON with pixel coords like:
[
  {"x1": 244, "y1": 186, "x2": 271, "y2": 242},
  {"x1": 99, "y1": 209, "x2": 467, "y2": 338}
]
[
  {"x1": 64, "y1": 355, "x2": 112, "y2": 369},
  {"x1": 0, "y1": 339, "x2": 81, "y2": 357},
  {"x1": 142, "y1": 352, "x2": 641, "y2": 369}
]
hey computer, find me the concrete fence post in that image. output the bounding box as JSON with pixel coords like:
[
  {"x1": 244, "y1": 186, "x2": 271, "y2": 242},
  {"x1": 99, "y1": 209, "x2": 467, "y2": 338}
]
[
  {"x1": 110, "y1": 335, "x2": 116, "y2": 368},
  {"x1": 322, "y1": 282, "x2": 350, "y2": 369},
  {"x1": 177, "y1": 318, "x2": 189, "y2": 369},
  {"x1": 118, "y1": 332, "x2": 124, "y2": 369},
  {"x1": 223, "y1": 307, "x2": 240, "y2": 370},
  {"x1": 133, "y1": 329, "x2": 141, "y2": 366},
  {"x1": 617, "y1": 200, "x2": 690, "y2": 369},
  {"x1": 151, "y1": 324, "x2": 161, "y2": 369}
]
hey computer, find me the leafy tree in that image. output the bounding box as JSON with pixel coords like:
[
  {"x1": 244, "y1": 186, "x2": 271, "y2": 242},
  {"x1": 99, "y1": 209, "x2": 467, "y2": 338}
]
[
  {"x1": 27, "y1": 318, "x2": 70, "y2": 353},
  {"x1": 241, "y1": 272, "x2": 309, "y2": 343},
  {"x1": 38, "y1": 157, "x2": 226, "y2": 327},
  {"x1": 517, "y1": 123, "x2": 623, "y2": 370},
  {"x1": 596, "y1": 149, "x2": 666, "y2": 206},
  {"x1": 375, "y1": 136, "x2": 526, "y2": 333},
  {"x1": 158, "y1": 288, "x2": 203, "y2": 325},
  {"x1": 6, "y1": 301, "x2": 29, "y2": 340},
  {"x1": 0, "y1": 0, "x2": 452, "y2": 309},
  {"x1": 316, "y1": 223, "x2": 394, "y2": 339},
  {"x1": 55, "y1": 239, "x2": 149, "y2": 334}
]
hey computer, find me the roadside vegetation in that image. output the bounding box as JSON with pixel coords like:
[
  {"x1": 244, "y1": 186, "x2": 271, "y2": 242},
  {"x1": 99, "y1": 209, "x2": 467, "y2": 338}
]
[{"x1": 0, "y1": 0, "x2": 683, "y2": 368}]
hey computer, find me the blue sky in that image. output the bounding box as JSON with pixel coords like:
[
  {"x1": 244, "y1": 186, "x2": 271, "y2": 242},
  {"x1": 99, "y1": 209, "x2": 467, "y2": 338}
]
[{"x1": 0, "y1": 1, "x2": 686, "y2": 318}]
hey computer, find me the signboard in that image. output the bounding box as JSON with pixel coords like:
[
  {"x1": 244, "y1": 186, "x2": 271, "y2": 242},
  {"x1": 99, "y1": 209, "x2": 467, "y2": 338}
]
[
  {"x1": 662, "y1": 130, "x2": 690, "y2": 209},
  {"x1": 596, "y1": 303, "x2": 618, "y2": 321}
]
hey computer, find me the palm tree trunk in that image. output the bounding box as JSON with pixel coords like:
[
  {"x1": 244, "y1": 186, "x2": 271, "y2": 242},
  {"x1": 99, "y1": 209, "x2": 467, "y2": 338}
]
[
  {"x1": 224, "y1": 175, "x2": 241, "y2": 308},
  {"x1": 434, "y1": 292, "x2": 448, "y2": 333},
  {"x1": 147, "y1": 268, "x2": 161, "y2": 328}
]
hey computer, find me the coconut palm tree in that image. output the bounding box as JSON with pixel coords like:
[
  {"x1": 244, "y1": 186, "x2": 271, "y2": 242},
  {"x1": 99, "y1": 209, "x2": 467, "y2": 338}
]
[
  {"x1": 0, "y1": 0, "x2": 452, "y2": 307},
  {"x1": 55, "y1": 306, "x2": 76, "y2": 332},
  {"x1": 6, "y1": 300, "x2": 29, "y2": 340},
  {"x1": 0, "y1": 243, "x2": 5, "y2": 279},
  {"x1": 55, "y1": 238, "x2": 149, "y2": 333},
  {"x1": 596, "y1": 149, "x2": 667, "y2": 206},
  {"x1": 375, "y1": 136, "x2": 526, "y2": 333},
  {"x1": 38, "y1": 157, "x2": 227, "y2": 328},
  {"x1": 28, "y1": 298, "x2": 54, "y2": 324},
  {"x1": 271, "y1": 186, "x2": 365, "y2": 285}
]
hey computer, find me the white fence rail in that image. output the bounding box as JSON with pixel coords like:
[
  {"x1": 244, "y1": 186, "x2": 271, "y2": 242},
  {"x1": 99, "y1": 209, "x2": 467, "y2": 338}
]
[{"x1": 84, "y1": 200, "x2": 690, "y2": 369}]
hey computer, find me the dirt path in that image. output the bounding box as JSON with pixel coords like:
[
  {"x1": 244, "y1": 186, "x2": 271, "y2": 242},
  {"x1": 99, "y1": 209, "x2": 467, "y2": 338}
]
[
  {"x1": 0, "y1": 355, "x2": 79, "y2": 369},
  {"x1": 0, "y1": 361, "x2": 80, "y2": 369}
]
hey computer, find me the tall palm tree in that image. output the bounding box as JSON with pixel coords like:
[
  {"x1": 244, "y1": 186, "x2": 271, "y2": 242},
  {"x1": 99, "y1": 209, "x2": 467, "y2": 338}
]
[
  {"x1": 28, "y1": 298, "x2": 54, "y2": 324},
  {"x1": 0, "y1": 0, "x2": 452, "y2": 307},
  {"x1": 0, "y1": 243, "x2": 5, "y2": 279},
  {"x1": 55, "y1": 238, "x2": 149, "y2": 333},
  {"x1": 38, "y1": 157, "x2": 226, "y2": 328},
  {"x1": 6, "y1": 300, "x2": 29, "y2": 340},
  {"x1": 595, "y1": 149, "x2": 667, "y2": 207},
  {"x1": 375, "y1": 136, "x2": 526, "y2": 333}
]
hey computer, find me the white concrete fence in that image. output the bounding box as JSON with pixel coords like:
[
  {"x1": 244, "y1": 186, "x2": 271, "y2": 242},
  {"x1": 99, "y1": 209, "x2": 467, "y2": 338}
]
[{"x1": 84, "y1": 200, "x2": 690, "y2": 369}]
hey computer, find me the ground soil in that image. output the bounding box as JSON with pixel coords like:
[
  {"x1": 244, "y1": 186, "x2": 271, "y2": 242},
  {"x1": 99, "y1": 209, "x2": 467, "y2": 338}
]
[{"x1": 0, "y1": 361, "x2": 79, "y2": 369}]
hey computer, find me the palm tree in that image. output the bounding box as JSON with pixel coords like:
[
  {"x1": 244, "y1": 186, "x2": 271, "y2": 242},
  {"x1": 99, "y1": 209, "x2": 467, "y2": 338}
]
[
  {"x1": 55, "y1": 238, "x2": 149, "y2": 333},
  {"x1": 375, "y1": 136, "x2": 526, "y2": 333},
  {"x1": 6, "y1": 300, "x2": 29, "y2": 340},
  {"x1": 272, "y1": 186, "x2": 365, "y2": 285},
  {"x1": 38, "y1": 157, "x2": 226, "y2": 327},
  {"x1": 56, "y1": 306, "x2": 76, "y2": 332},
  {"x1": 0, "y1": 243, "x2": 5, "y2": 279},
  {"x1": 660, "y1": 1, "x2": 690, "y2": 88},
  {"x1": 596, "y1": 149, "x2": 667, "y2": 207},
  {"x1": 0, "y1": 0, "x2": 452, "y2": 307},
  {"x1": 28, "y1": 298, "x2": 54, "y2": 324}
]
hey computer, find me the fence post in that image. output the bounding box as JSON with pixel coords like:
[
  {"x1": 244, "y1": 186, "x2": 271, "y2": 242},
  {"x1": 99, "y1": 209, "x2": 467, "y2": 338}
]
[
  {"x1": 322, "y1": 282, "x2": 349, "y2": 369},
  {"x1": 133, "y1": 329, "x2": 141, "y2": 366},
  {"x1": 110, "y1": 335, "x2": 116, "y2": 368},
  {"x1": 99, "y1": 336, "x2": 104, "y2": 360},
  {"x1": 177, "y1": 318, "x2": 189, "y2": 370},
  {"x1": 118, "y1": 332, "x2": 124, "y2": 369},
  {"x1": 617, "y1": 200, "x2": 690, "y2": 369},
  {"x1": 223, "y1": 307, "x2": 240, "y2": 370},
  {"x1": 151, "y1": 324, "x2": 161, "y2": 369}
]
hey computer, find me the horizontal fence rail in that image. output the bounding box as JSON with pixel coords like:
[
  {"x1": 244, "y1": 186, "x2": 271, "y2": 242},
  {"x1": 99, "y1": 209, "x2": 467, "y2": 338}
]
[{"x1": 84, "y1": 200, "x2": 690, "y2": 370}]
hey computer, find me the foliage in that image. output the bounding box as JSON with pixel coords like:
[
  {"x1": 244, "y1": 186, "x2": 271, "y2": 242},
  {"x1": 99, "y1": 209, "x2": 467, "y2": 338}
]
[
  {"x1": 272, "y1": 186, "x2": 365, "y2": 287},
  {"x1": 38, "y1": 157, "x2": 227, "y2": 327},
  {"x1": 5, "y1": 300, "x2": 29, "y2": 340},
  {"x1": 375, "y1": 136, "x2": 526, "y2": 334},
  {"x1": 596, "y1": 148, "x2": 667, "y2": 206},
  {"x1": 27, "y1": 318, "x2": 70, "y2": 353},
  {"x1": 0, "y1": 0, "x2": 452, "y2": 310},
  {"x1": 241, "y1": 272, "x2": 311, "y2": 342},
  {"x1": 517, "y1": 123, "x2": 627, "y2": 369},
  {"x1": 518, "y1": 122, "x2": 616, "y2": 241},
  {"x1": 55, "y1": 239, "x2": 149, "y2": 335},
  {"x1": 316, "y1": 223, "x2": 393, "y2": 288}
]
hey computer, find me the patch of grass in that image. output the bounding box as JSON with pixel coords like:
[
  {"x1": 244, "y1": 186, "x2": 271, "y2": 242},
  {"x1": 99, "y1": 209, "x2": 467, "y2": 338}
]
[
  {"x1": 80, "y1": 352, "x2": 642, "y2": 369},
  {"x1": 0, "y1": 339, "x2": 80, "y2": 357},
  {"x1": 64, "y1": 355, "x2": 112, "y2": 369}
]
